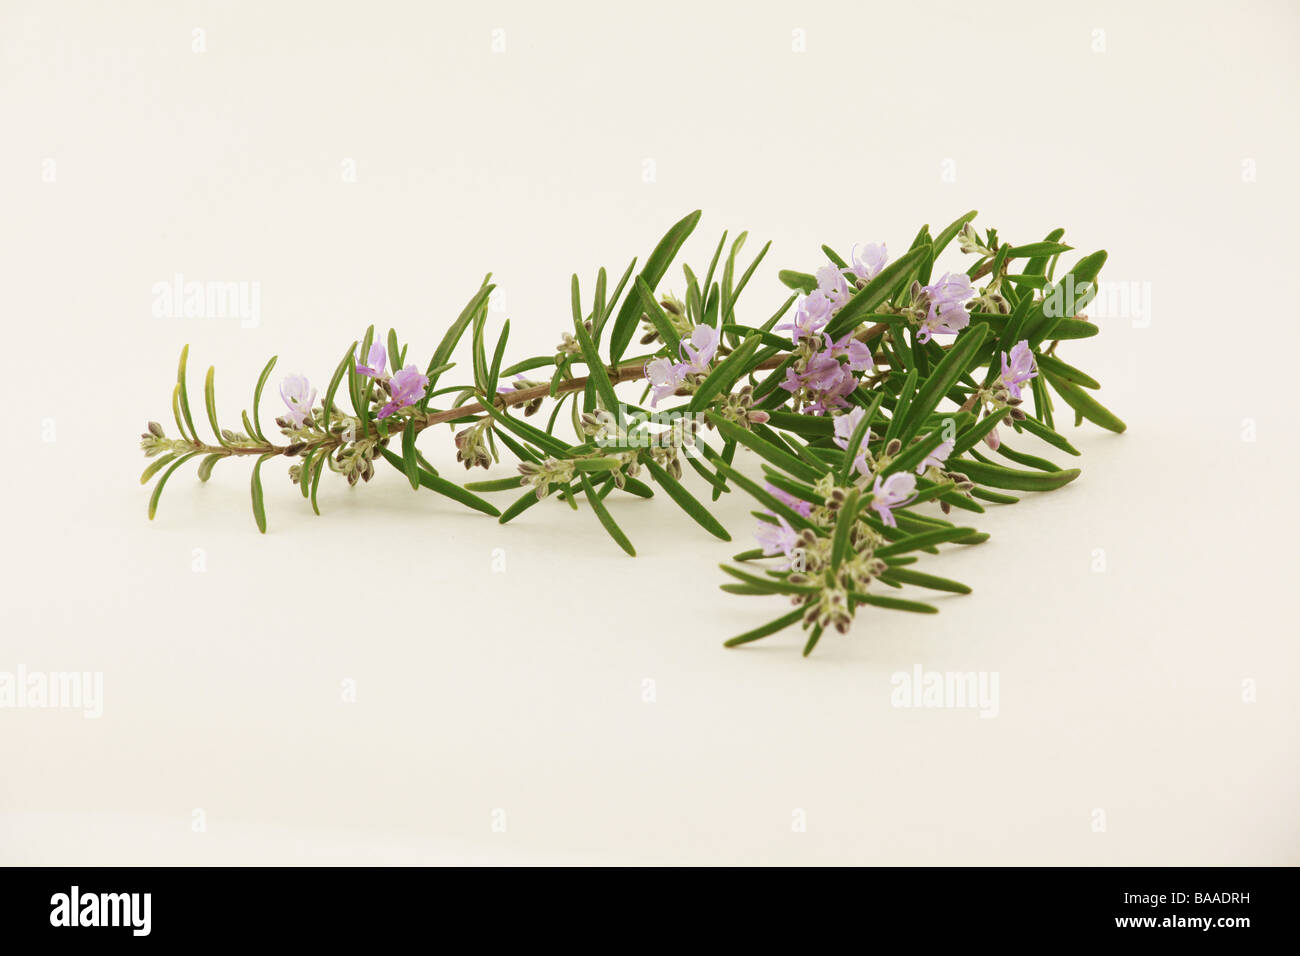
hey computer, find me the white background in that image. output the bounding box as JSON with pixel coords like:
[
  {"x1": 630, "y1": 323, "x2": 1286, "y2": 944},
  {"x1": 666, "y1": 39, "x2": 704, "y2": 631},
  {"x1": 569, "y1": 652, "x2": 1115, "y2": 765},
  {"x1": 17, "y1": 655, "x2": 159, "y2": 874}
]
[{"x1": 1, "y1": 0, "x2": 1297, "y2": 864}]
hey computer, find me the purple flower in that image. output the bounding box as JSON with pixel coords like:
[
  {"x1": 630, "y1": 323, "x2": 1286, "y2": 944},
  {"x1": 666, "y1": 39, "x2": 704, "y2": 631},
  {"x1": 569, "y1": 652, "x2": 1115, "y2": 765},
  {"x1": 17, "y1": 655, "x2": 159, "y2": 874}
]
[
  {"x1": 679, "y1": 324, "x2": 720, "y2": 374},
  {"x1": 356, "y1": 342, "x2": 387, "y2": 378},
  {"x1": 755, "y1": 514, "x2": 800, "y2": 565},
  {"x1": 816, "y1": 264, "x2": 851, "y2": 310},
  {"x1": 802, "y1": 353, "x2": 848, "y2": 391},
  {"x1": 869, "y1": 472, "x2": 916, "y2": 528},
  {"x1": 998, "y1": 340, "x2": 1037, "y2": 400},
  {"x1": 644, "y1": 325, "x2": 721, "y2": 407},
  {"x1": 918, "y1": 272, "x2": 974, "y2": 343},
  {"x1": 829, "y1": 333, "x2": 874, "y2": 372},
  {"x1": 917, "y1": 439, "x2": 955, "y2": 474},
  {"x1": 850, "y1": 242, "x2": 889, "y2": 281},
  {"x1": 780, "y1": 366, "x2": 805, "y2": 394},
  {"x1": 645, "y1": 357, "x2": 687, "y2": 407},
  {"x1": 777, "y1": 292, "x2": 833, "y2": 343},
  {"x1": 832, "y1": 405, "x2": 872, "y2": 476},
  {"x1": 764, "y1": 482, "x2": 813, "y2": 518},
  {"x1": 377, "y1": 365, "x2": 429, "y2": 419},
  {"x1": 781, "y1": 346, "x2": 859, "y2": 414},
  {"x1": 280, "y1": 374, "x2": 316, "y2": 428}
]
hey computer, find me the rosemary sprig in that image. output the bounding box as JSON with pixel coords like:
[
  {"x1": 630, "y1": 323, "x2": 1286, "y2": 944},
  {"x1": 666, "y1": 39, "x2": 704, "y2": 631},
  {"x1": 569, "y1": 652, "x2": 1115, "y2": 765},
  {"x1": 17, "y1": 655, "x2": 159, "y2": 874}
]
[{"x1": 139, "y1": 211, "x2": 1124, "y2": 656}]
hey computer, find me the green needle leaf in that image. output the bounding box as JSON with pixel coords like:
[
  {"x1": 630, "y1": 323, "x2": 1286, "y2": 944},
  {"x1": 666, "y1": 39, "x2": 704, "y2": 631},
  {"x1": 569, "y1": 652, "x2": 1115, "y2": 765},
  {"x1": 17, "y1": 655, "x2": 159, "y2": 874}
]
[
  {"x1": 251, "y1": 355, "x2": 277, "y2": 443},
  {"x1": 596, "y1": 257, "x2": 638, "y2": 336},
  {"x1": 703, "y1": 446, "x2": 816, "y2": 530},
  {"x1": 1045, "y1": 371, "x2": 1127, "y2": 433},
  {"x1": 309, "y1": 456, "x2": 326, "y2": 515},
  {"x1": 778, "y1": 270, "x2": 816, "y2": 293},
  {"x1": 322, "y1": 341, "x2": 358, "y2": 437},
  {"x1": 401, "y1": 420, "x2": 420, "y2": 490},
  {"x1": 423, "y1": 279, "x2": 495, "y2": 408},
  {"x1": 830, "y1": 488, "x2": 860, "y2": 569},
  {"x1": 1006, "y1": 241, "x2": 1073, "y2": 259},
  {"x1": 849, "y1": 592, "x2": 938, "y2": 614},
  {"x1": 486, "y1": 319, "x2": 511, "y2": 399},
  {"x1": 571, "y1": 301, "x2": 618, "y2": 413},
  {"x1": 1036, "y1": 353, "x2": 1100, "y2": 389},
  {"x1": 724, "y1": 607, "x2": 806, "y2": 647},
  {"x1": 642, "y1": 458, "x2": 731, "y2": 541},
  {"x1": 897, "y1": 324, "x2": 989, "y2": 442},
  {"x1": 883, "y1": 428, "x2": 946, "y2": 478},
  {"x1": 874, "y1": 526, "x2": 979, "y2": 558},
  {"x1": 378, "y1": 448, "x2": 501, "y2": 516},
  {"x1": 952, "y1": 407, "x2": 1012, "y2": 455},
  {"x1": 953, "y1": 458, "x2": 1082, "y2": 491},
  {"x1": 879, "y1": 567, "x2": 972, "y2": 594},
  {"x1": 140, "y1": 452, "x2": 178, "y2": 484},
  {"x1": 197, "y1": 453, "x2": 223, "y2": 483},
  {"x1": 579, "y1": 473, "x2": 635, "y2": 556},
  {"x1": 719, "y1": 564, "x2": 819, "y2": 595},
  {"x1": 634, "y1": 276, "x2": 682, "y2": 354},
  {"x1": 250, "y1": 452, "x2": 273, "y2": 533},
  {"x1": 707, "y1": 414, "x2": 825, "y2": 484},
  {"x1": 1013, "y1": 413, "x2": 1080, "y2": 456},
  {"x1": 609, "y1": 210, "x2": 701, "y2": 363},
  {"x1": 147, "y1": 452, "x2": 202, "y2": 520},
  {"x1": 203, "y1": 366, "x2": 231, "y2": 447},
  {"x1": 464, "y1": 476, "x2": 528, "y2": 492},
  {"x1": 176, "y1": 346, "x2": 198, "y2": 442}
]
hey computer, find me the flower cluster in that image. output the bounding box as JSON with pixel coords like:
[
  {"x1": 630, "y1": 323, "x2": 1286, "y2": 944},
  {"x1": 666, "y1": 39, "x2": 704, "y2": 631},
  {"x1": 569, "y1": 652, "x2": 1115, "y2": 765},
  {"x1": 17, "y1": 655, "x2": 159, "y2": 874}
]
[
  {"x1": 982, "y1": 339, "x2": 1039, "y2": 450},
  {"x1": 645, "y1": 325, "x2": 720, "y2": 407},
  {"x1": 910, "y1": 272, "x2": 976, "y2": 343},
  {"x1": 354, "y1": 343, "x2": 430, "y2": 419},
  {"x1": 772, "y1": 244, "x2": 887, "y2": 414}
]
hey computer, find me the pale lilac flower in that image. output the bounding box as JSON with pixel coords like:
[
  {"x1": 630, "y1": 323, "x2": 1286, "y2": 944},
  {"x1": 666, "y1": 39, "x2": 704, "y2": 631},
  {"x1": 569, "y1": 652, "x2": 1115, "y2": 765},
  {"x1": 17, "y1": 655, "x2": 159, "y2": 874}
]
[
  {"x1": 777, "y1": 292, "x2": 833, "y2": 343},
  {"x1": 917, "y1": 439, "x2": 955, "y2": 474},
  {"x1": 832, "y1": 405, "x2": 868, "y2": 449},
  {"x1": 645, "y1": 357, "x2": 687, "y2": 407},
  {"x1": 356, "y1": 342, "x2": 387, "y2": 378},
  {"x1": 780, "y1": 344, "x2": 859, "y2": 414},
  {"x1": 764, "y1": 482, "x2": 813, "y2": 518},
  {"x1": 925, "y1": 271, "x2": 974, "y2": 305},
  {"x1": 802, "y1": 353, "x2": 849, "y2": 392},
  {"x1": 832, "y1": 405, "x2": 872, "y2": 476},
  {"x1": 869, "y1": 472, "x2": 917, "y2": 528},
  {"x1": 377, "y1": 365, "x2": 429, "y2": 419},
  {"x1": 816, "y1": 264, "x2": 851, "y2": 310},
  {"x1": 984, "y1": 426, "x2": 1001, "y2": 451},
  {"x1": 829, "y1": 333, "x2": 874, "y2": 372},
  {"x1": 755, "y1": 514, "x2": 799, "y2": 563},
  {"x1": 918, "y1": 272, "x2": 974, "y2": 343},
  {"x1": 998, "y1": 340, "x2": 1038, "y2": 400},
  {"x1": 679, "y1": 324, "x2": 720, "y2": 374},
  {"x1": 280, "y1": 374, "x2": 316, "y2": 428},
  {"x1": 849, "y1": 242, "x2": 889, "y2": 281}
]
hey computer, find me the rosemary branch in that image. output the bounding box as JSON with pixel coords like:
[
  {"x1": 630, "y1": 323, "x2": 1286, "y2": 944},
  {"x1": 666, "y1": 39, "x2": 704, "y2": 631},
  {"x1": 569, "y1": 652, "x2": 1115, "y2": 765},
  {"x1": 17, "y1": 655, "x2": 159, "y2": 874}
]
[{"x1": 139, "y1": 211, "x2": 1124, "y2": 656}]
